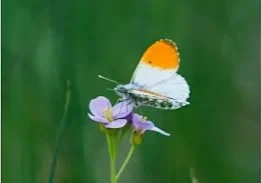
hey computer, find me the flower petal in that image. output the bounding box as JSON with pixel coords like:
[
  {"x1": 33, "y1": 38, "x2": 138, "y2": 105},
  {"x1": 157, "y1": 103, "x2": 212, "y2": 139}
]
[
  {"x1": 125, "y1": 112, "x2": 133, "y2": 122},
  {"x1": 111, "y1": 101, "x2": 133, "y2": 119},
  {"x1": 88, "y1": 113, "x2": 108, "y2": 123},
  {"x1": 132, "y1": 113, "x2": 142, "y2": 129},
  {"x1": 89, "y1": 96, "x2": 112, "y2": 116},
  {"x1": 149, "y1": 126, "x2": 171, "y2": 136},
  {"x1": 105, "y1": 119, "x2": 127, "y2": 128},
  {"x1": 132, "y1": 113, "x2": 153, "y2": 131}
]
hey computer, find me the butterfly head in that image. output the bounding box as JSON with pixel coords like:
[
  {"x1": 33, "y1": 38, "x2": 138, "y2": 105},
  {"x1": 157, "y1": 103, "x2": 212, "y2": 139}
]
[{"x1": 114, "y1": 84, "x2": 129, "y2": 98}]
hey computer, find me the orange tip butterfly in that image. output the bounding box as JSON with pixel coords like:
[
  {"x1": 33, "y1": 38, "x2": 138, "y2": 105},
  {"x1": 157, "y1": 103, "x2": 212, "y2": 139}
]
[{"x1": 99, "y1": 38, "x2": 190, "y2": 110}]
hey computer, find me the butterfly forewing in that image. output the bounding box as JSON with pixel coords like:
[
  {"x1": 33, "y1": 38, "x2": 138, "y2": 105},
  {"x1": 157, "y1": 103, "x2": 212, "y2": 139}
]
[{"x1": 131, "y1": 39, "x2": 180, "y2": 87}]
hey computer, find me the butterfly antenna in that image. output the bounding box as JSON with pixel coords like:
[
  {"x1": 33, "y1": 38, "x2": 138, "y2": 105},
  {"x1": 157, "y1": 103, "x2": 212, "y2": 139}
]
[
  {"x1": 106, "y1": 88, "x2": 115, "y2": 91},
  {"x1": 98, "y1": 75, "x2": 119, "y2": 84}
]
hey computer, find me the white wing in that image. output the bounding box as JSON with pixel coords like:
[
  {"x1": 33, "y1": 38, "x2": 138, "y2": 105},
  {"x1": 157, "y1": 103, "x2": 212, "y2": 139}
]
[
  {"x1": 144, "y1": 73, "x2": 190, "y2": 102},
  {"x1": 131, "y1": 62, "x2": 178, "y2": 86}
]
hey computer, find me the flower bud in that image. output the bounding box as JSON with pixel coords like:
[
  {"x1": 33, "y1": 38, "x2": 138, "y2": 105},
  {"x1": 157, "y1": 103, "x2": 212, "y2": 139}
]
[{"x1": 130, "y1": 131, "x2": 142, "y2": 145}]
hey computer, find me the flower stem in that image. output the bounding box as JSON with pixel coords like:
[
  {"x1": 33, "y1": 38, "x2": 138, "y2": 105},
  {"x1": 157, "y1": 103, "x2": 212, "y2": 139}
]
[
  {"x1": 190, "y1": 168, "x2": 199, "y2": 183},
  {"x1": 106, "y1": 134, "x2": 118, "y2": 183},
  {"x1": 116, "y1": 145, "x2": 136, "y2": 180},
  {"x1": 48, "y1": 80, "x2": 71, "y2": 183}
]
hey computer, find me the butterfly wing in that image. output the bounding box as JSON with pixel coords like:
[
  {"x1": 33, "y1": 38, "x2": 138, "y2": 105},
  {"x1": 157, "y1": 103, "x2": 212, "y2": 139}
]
[
  {"x1": 129, "y1": 39, "x2": 190, "y2": 109},
  {"x1": 131, "y1": 39, "x2": 180, "y2": 86},
  {"x1": 129, "y1": 73, "x2": 189, "y2": 110},
  {"x1": 128, "y1": 85, "x2": 189, "y2": 110},
  {"x1": 144, "y1": 73, "x2": 190, "y2": 102}
]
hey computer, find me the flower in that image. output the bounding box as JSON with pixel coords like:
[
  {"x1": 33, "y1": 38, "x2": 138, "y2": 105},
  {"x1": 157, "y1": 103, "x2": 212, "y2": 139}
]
[
  {"x1": 132, "y1": 113, "x2": 170, "y2": 136},
  {"x1": 88, "y1": 96, "x2": 133, "y2": 128}
]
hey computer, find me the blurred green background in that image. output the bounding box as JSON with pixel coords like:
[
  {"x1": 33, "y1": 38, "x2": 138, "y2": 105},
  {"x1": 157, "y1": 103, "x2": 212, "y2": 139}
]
[{"x1": 2, "y1": 0, "x2": 260, "y2": 182}]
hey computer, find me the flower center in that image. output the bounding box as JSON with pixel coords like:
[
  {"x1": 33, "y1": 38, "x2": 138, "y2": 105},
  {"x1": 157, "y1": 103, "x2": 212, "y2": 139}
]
[{"x1": 103, "y1": 108, "x2": 113, "y2": 122}]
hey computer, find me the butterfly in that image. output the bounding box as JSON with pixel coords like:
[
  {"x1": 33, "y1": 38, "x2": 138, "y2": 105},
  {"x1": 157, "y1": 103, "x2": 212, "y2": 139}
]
[{"x1": 99, "y1": 39, "x2": 190, "y2": 110}]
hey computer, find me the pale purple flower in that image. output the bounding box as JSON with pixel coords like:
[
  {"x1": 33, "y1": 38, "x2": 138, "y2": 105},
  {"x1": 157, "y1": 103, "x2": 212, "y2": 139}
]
[
  {"x1": 88, "y1": 96, "x2": 133, "y2": 128},
  {"x1": 132, "y1": 113, "x2": 170, "y2": 136}
]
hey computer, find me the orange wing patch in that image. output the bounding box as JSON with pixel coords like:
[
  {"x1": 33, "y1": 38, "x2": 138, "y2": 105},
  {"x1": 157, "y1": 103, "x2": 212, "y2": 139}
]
[{"x1": 140, "y1": 39, "x2": 180, "y2": 69}]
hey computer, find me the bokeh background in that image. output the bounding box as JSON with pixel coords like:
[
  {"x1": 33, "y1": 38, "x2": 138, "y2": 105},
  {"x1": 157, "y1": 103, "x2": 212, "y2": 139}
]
[{"x1": 2, "y1": 0, "x2": 260, "y2": 182}]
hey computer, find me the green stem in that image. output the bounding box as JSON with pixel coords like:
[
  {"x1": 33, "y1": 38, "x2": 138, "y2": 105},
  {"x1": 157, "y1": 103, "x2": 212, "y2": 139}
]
[
  {"x1": 106, "y1": 134, "x2": 118, "y2": 183},
  {"x1": 190, "y1": 168, "x2": 199, "y2": 183},
  {"x1": 116, "y1": 145, "x2": 136, "y2": 180},
  {"x1": 48, "y1": 80, "x2": 71, "y2": 183}
]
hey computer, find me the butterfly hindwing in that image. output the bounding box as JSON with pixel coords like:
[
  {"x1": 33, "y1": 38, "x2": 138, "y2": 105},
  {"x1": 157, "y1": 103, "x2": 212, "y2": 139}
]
[
  {"x1": 144, "y1": 73, "x2": 190, "y2": 102},
  {"x1": 128, "y1": 89, "x2": 188, "y2": 110}
]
